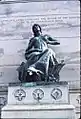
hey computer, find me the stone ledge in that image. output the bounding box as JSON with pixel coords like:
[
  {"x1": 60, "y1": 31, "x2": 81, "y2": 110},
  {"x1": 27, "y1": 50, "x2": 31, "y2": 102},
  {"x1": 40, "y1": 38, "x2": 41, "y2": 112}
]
[
  {"x1": 1, "y1": 104, "x2": 76, "y2": 119},
  {"x1": 2, "y1": 104, "x2": 75, "y2": 111},
  {"x1": 9, "y1": 81, "x2": 68, "y2": 87}
]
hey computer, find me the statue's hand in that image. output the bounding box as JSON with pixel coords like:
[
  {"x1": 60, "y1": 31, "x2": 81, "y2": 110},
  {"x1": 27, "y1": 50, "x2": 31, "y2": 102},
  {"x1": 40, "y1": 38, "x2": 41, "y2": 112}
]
[{"x1": 54, "y1": 42, "x2": 60, "y2": 45}]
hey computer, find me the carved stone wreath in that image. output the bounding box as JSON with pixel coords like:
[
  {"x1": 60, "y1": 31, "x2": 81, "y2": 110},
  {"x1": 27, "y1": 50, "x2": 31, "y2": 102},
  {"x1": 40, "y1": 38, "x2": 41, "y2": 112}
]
[
  {"x1": 14, "y1": 88, "x2": 26, "y2": 101},
  {"x1": 51, "y1": 88, "x2": 62, "y2": 100},
  {"x1": 32, "y1": 88, "x2": 44, "y2": 102}
]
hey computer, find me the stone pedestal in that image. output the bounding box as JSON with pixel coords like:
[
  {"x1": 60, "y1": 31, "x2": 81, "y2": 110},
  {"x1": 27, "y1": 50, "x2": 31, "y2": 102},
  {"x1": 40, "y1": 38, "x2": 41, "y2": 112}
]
[{"x1": 1, "y1": 81, "x2": 76, "y2": 119}]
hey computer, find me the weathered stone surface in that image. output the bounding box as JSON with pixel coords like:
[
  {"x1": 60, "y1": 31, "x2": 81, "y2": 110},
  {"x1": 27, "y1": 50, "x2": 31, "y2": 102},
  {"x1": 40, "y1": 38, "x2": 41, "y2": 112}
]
[
  {"x1": 8, "y1": 82, "x2": 69, "y2": 104},
  {"x1": 1, "y1": 104, "x2": 76, "y2": 119},
  {"x1": 1, "y1": 82, "x2": 76, "y2": 119}
]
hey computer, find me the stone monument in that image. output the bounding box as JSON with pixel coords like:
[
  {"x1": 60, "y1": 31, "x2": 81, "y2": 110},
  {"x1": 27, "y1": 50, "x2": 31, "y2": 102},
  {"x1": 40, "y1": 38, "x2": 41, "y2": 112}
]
[{"x1": 1, "y1": 24, "x2": 76, "y2": 119}]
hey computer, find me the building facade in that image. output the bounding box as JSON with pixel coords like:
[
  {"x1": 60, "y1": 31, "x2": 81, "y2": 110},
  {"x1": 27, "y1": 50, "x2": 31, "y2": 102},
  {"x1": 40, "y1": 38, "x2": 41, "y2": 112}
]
[{"x1": 0, "y1": 0, "x2": 80, "y2": 118}]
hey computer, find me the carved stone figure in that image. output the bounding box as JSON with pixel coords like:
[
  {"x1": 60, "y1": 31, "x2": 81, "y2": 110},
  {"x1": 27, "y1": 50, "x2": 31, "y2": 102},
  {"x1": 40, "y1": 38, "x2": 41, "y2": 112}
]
[{"x1": 17, "y1": 24, "x2": 65, "y2": 82}]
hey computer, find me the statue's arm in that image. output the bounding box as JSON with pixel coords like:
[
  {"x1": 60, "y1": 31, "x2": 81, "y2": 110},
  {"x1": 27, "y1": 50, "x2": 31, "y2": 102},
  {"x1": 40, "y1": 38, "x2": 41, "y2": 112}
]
[
  {"x1": 48, "y1": 40, "x2": 60, "y2": 45},
  {"x1": 44, "y1": 35, "x2": 60, "y2": 45}
]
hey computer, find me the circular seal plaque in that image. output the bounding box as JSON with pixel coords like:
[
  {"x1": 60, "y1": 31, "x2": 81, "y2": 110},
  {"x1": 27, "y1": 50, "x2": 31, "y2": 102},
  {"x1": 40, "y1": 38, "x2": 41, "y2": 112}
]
[
  {"x1": 32, "y1": 89, "x2": 44, "y2": 101},
  {"x1": 51, "y1": 88, "x2": 62, "y2": 100},
  {"x1": 14, "y1": 88, "x2": 26, "y2": 101}
]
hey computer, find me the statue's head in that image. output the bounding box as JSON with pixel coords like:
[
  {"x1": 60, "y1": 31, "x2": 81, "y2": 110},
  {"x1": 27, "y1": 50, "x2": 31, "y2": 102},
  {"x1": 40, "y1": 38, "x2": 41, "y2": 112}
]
[{"x1": 32, "y1": 24, "x2": 42, "y2": 36}]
